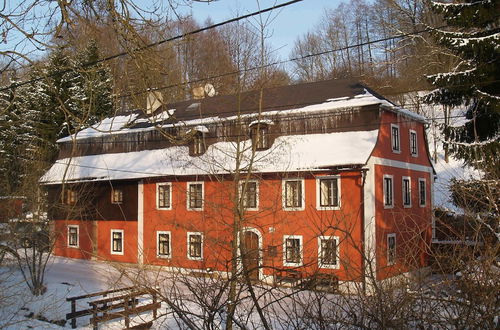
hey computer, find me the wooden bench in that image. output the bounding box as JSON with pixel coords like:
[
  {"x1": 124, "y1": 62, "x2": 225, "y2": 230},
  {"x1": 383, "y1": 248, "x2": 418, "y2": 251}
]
[
  {"x1": 303, "y1": 273, "x2": 339, "y2": 292},
  {"x1": 66, "y1": 287, "x2": 136, "y2": 329},
  {"x1": 275, "y1": 269, "x2": 303, "y2": 286},
  {"x1": 88, "y1": 288, "x2": 160, "y2": 330}
]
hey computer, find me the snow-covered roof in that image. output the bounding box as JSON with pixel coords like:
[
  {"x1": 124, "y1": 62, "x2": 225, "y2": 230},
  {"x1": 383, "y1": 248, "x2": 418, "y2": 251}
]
[{"x1": 41, "y1": 130, "x2": 379, "y2": 184}]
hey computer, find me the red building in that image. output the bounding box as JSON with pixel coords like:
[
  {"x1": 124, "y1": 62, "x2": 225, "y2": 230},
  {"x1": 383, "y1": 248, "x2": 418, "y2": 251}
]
[{"x1": 42, "y1": 79, "x2": 434, "y2": 291}]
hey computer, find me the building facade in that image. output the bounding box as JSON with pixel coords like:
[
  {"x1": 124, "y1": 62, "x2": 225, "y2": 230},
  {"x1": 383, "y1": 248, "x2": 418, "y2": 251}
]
[{"x1": 42, "y1": 79, "x2": 434, "y2": 290}]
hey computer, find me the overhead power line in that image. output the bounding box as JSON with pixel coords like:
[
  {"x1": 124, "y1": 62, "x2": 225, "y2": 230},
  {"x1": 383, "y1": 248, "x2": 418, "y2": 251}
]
[{"x1": 0, "y1": 0, "x2": 305, "y2": 93}]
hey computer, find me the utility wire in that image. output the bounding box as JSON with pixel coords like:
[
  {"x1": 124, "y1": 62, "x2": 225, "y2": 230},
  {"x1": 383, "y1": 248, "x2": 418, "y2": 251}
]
[{"x1": 0, "y1": 0, "x2": 305, "y2": 93}]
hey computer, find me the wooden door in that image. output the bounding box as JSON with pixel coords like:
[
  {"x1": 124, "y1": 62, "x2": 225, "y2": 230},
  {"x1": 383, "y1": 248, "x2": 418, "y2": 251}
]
[{"x1": 242, "y1": 231, "x2": 260, "y2": 280}]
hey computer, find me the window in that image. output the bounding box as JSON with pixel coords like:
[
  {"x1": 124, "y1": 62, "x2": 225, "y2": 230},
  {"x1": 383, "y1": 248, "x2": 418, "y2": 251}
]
[
  {"x1": 383, "y1": 175, "x2": 394, "y2": 208},
  {"x1": 318, "y1": 236, "x2": 339, "y2": 269},
  {"x1": 187, "y1": 182, "x2": 204, "y2": 210},
  {"x1": 252, "y1": 125, "x2": 269, "y2": 149},
  {"x1": 111, "y1": 188, "x2": 123, "y2": 204},
  {"x1": 240, "y1": 181, "x2": 258, "y2": 210},
  {"x1": 111, "y1": 230, "x2": 124, "y2": 255},
  {"x1": 63, "y1": 189, "x2": 77, "y2": 205},
  {"x1": 391, "y1": 124, "x2": 400, "y2": 153},
  {"x1": 283, "y1": 235, "x2": 302, "y2": 266},
  {"x1": 410, "y1": 130, "x2": 418, "y2": 156},
  {"x1": 403, "y1": 176, "x2": 411, "y2": 207},
  {"x1": 387, "y1": 234, "x2": 396, "y2": 265},
  {"x1": 418, "y1": 178, "x2": 426, "y2": 207},
  {"x1": 193, "y1": 133, "x2": 205, "y2": 155},
  {"x1": 283, "y1": 179, "x2": 304, "y2": 210},
  {"x1": 187, "y1": 232, "x2": 203, "y2": 260},
  {"x1": 157, "y1": 183, "x2": 172, "y2": 210},
  {"x1": 67, "y1": 225, "x2": 79, "y2": 248},
  {"x1": 317, "y1": 177, "x2": 340, "y2": 209},
  {"x1": 157, "y1": 231, "x2": 171, "y2": 258}
]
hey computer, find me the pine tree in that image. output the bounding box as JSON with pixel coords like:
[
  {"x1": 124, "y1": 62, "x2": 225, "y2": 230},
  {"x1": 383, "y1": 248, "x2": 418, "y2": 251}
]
[{"x1": 424, "y1": 0, "x2": 500, "y2": 176}]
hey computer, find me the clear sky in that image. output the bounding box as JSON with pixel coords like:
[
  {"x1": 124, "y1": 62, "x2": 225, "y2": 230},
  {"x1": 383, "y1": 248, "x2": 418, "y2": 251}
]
[{"x1": 186, "y1": 0, "x2": 340, "y2": 59}]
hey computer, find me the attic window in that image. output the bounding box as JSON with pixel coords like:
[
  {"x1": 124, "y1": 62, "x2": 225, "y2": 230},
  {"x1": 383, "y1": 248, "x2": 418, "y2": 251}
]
[
  {"x1": 193, "y1": 132, "x2": 205, "y2": 155},
  {"x1": 250, "y1": 125, "x2": 269, "y2": 150}
]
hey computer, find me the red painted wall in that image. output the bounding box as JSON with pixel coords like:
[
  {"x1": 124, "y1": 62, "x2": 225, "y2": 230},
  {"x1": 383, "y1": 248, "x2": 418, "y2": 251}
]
[
  {"x1": 142, "y1": 171, "x2": 365, "y2": 282},
  {"x1": 371, "y1": 111, "x2": 433, "y2": 280},
  {"x1": 96, "y1": 220, "x2": 138, "y2": 263},
  {"x1": 53, "y1": 220, "x2": 94, "y2": 259}
]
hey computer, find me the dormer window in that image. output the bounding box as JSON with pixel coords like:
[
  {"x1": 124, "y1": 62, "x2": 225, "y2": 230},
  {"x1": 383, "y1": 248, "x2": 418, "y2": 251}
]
[
  {"x1": 249, "y1": 120, "x2": 273, "y2": 150},
  {"x1": 193, "y1": 132, "x2": 205, "y2": 155}
]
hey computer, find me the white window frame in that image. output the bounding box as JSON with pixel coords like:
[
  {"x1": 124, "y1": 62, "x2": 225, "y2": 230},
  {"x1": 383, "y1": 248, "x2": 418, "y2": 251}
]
[
  {"x1": 283, "y1": 235, "x2": 303, "y2": 267},
  {"x1": 391, "y1": 124, "x2": 401, "y2": 153},
  {"x1": 110, "y1": 229, "x2": 124, "y2": 255},
  {"x1": 409, "y1": 129, "x2": 418, "y2": 157},
  {"x1": 282, "y1": 179, "x2": 305, "y2": 211},
  {"x1": 316, "y1": 176, "x2": 341, "y2": 210},
  {"x1": 402, "y1": 176, "x2": 412, "y2": 208},
  {"x1": 67, "y1": 225, "x2": 79, "y2": 248},
  {"x1": 156, "y1": 183, "x2": 172, "y2": 210},
  {"x1": 387, "y1": 233, "x2": 396, "y2": 265},
  {"x1": 187, "y1": 182, "x2": 204, "y2": 211},
  {"x1": 187, "y1": 232, "x2": 203, "y2": 261},
  {"x1": 383, "y1": 174, "x2": 394, "y2": 209},
  {"x1": 193, "y1": 132, "x2": 205, "y2": 155},
  {"x1": 156, "y1": 231, "x2": 172, "y2": 259},
  {"x1": 111, "y1": 188, "x2": 123, "y2": 204},
  {"x1": 418, "y1": 178, "x2": 427, "y2": 207},
  {"x1": 317, "y1": 236, "x2": 340, "y2": 269},
  {"x1": 239, "y1": 180, "x2": 259, "y2": 211}
]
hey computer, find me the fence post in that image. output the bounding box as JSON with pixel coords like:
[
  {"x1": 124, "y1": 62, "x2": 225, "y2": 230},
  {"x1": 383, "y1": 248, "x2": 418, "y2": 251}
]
[{"x1": 70, "y1": 299, "x2": 76, "y2": 329}]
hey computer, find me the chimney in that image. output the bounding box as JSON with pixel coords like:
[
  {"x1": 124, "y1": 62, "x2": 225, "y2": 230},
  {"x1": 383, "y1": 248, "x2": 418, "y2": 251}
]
[{"x1": 146, "y1": 91, "x2": 163, "y2": 114}]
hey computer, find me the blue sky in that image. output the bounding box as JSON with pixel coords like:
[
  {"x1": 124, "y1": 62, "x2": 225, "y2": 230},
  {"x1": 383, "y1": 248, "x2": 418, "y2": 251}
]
[{"x1": 186, "y1": 0, "x2": 340, "y2": 59}]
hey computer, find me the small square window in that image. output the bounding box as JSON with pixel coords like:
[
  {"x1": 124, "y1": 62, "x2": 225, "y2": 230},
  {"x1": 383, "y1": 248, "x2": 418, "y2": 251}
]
[
  {"x1": 252, "y1": 126, "x2": 269, "y2": 149},
  {"x1": 387, "y1": 234, "x2": 396, "y2": 265},
  {"x1": 283, "y1": 179, "x2": 304, "y2": 210},
  {"x1": 111, "y1": 230, "x2": 124, "y2": 255},
  {"x1": 403, "y1": 177, "x2": 411, "y2": 207},
  {"x1": 267, "y1": 245, "x2": 278, "y2": 257},
  {"x1": 187, "y1": 183, "x2": 204, "y2": 210},
  {"x1": 283, "y1": 235, "x2": 302, "y2": 266},
  {"x1": 318, "y1": 236, "x2": 339, "y2": 269},
  {"x1": 391, "y1": 124, "x2": 400, "y2": 153},
  {"x1": 157, "y1": 231, "x2": 171, "y2": 258},
  {"x1": 187, "y1": 232, "x2": 203, "y2": 260},
  {"x1": 317, "y1": 177, "x2": 340, "y2": 209},
  {"x1": 240, "y1": 181, "x2": 258, "y2": 210},
  {"x1": 157, "y1": 183, "x2": 172, "y2": 209},
  {"x1": 111, "y1": 188, "x2": 123, "y2": 204},
  {"x1": 67, "y1": 225, "x2": 79, "y2": 248},
  {"x1": 383, "y1": 175, "x2": 394, "y2": 208},
  {"x1": 410, "y1": 130, "x2": 418, "y2": 156},
  {"x1": 418, "y1": 178, "x2": 426, "y2": 207}
]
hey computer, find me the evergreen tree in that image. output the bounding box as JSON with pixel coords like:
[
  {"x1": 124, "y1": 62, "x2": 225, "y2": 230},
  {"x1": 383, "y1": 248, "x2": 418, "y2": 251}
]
[{"x1": 424, "y1": 0, "x2": 500, "y2": 176}]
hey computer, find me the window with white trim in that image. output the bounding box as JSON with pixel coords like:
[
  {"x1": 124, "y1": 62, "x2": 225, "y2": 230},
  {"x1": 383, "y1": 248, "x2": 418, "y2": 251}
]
[
  {"x1": 418, "y1": 178, "x2": 426, "y2": 207},
  {"x1": 317, "y1": 177, "x2": 340, "y2": 209},
  {"x1": 387, "y1": 233, "x2": 396, "y2": 265},
  {"x1": 187, "y1": 232, "x2": 203, "y2": 260},
  {"x1": 403, "y1": 176, "x2": 411, "y2": 207},
  {"x1": 187, "y1": 182, "x2": 204, "y2": 210},
  {"x1": 410, "y1": 130, "x2": 418, "y2": 156},
  {"x1": 391, "y1": 124, "x2": 400, "y2": 153},
  {"x1": 318, "y1": 236, "x2": 339, "y2": 269},
  {"x1": 157, "y1": 231, "x2": 171, "y2": 258},
  {"x1": 383, "y1": 175, "x2": 394, "y2": 208},
  {"x1": 67, "y1": 225, "x2": 79, "y2": 248},
  {"x1": 283, "y1": 179, "x2": 304, "y2": 210},
  {"x1": 111, "y1": 229, "x2": 124, "y2": 255},
  {"x1": 240, "y1": 181, "x2": 258, "y2": 210},
  {"x1": 111, "y1": 188, "x2": 123, "y2": 204},
  {"x1": 157, "y1": 183, "x2": 172, "y2": 210},
  {"x1": 283, "y1": 235, "x2": 302, "y2": 266}
]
